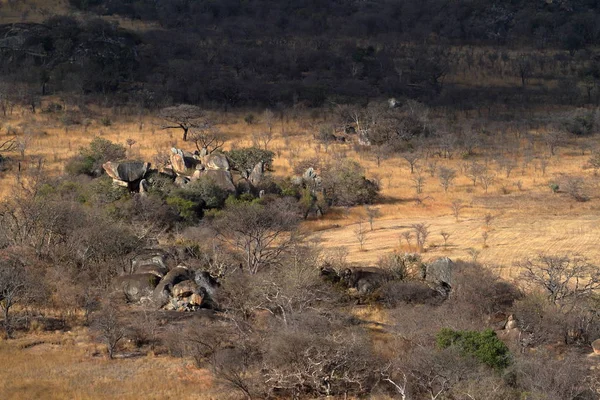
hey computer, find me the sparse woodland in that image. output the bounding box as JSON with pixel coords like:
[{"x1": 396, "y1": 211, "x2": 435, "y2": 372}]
[{"x1": 2, "y1": 1, "x2": 600, "y2": 399}]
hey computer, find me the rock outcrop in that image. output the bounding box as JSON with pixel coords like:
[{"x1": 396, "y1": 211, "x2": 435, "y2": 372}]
[
  {"x1": 111, "y1": 273, "x2": 161, "y2": 302},
  {"x1": 425, "y1": 257, "x2": 455, "y2": 288},
  {"x1": 103, "y1": 161, "x2": 150, "y2": 189}
]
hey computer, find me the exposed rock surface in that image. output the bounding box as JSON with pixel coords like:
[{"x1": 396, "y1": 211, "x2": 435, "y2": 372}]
[
  {"x1": 425, "y1": 257, "x2": 455, "y2": 287},
  {"x1": 103, "y1": 161, "x2": 149, "y2": 183},
  {"x1": 111, "y1": 273, "x2": 161, "y2": 302}
]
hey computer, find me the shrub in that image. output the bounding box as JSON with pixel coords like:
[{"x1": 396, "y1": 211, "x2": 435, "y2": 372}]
[
  {"x1": 375, "y1": 281, "x2": 441, "y2": 306},
  {"x1": 562, "y1": 112, "x2": 595, "y2": 137},
  {"x1": 65, "y1": 137, "x2": 126, "y2": 176},
  {"x1": 436, "y1": 328, "x2": 511, "y2": 370},
  {"x1": 320, "y1": 160, "x2": 379, "y2": 206}
]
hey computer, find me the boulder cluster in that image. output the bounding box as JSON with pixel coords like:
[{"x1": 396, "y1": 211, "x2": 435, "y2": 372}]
[
  {"x1": 164, "y1": 148, "x2": 236, "y2": 192},
  {"x1": 111, "y1": 250, "x2": 219, "y2": 312},
  {"x1": 101, "y1": 147, "x2": 239, "y2": 194}
]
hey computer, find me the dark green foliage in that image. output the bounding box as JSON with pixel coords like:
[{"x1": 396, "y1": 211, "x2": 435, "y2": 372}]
[
  {"x1": 65, "y1": 137, "x2": 126, "y2": 177},
  {"x1": 226, "y1": 148, "x2": 274, "y2": 176},
  {"x1": 436, "y1": 328, "x2": 511, "y2": 370},
  {"x1": 320, "y1": 160, "x2": 379, "y2": 206},
  {"x1": 563, "y1": 112, "x2": 596, "y2": 136},
  {"x1": 165, "y1": 176, "x2": 229, "y2": 222}
]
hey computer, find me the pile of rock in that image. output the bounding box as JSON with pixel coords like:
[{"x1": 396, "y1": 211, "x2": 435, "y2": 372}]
[
  {"x1": 103, "y1": 161, "x2": 150, "y2": 191},
  {"x1": 166, "y1": 147, "x2": 236, "y2": 192},
  {"x1": 111, "y1": 250, "x2": 218, "y2": 311}
]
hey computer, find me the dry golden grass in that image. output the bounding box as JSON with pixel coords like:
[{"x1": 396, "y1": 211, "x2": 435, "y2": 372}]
[
  {"x1": 0, "y1": 329, "x2": 227, "y2": 400},
  {"x1": 3, "y1": 103, "x2": 600, "y2": 275}
]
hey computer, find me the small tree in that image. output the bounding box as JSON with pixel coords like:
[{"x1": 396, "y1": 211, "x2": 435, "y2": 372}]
[
  {"x1": 402, "y1": 152, "x2": 421, "y2": 174},
  {"x1": 465, "y1": 161, "x2": 485, "y2": 186},
  {"x1": 438, "y1": 167, "x2": 457, "y2": 192},
  {"x1": 479, "y1": 172, "x2": 495, "y2": 193},
  {"x1": 451, "y1": 200, "x2": 464, "y2": 222},
  {"x1": 412, "y1": 223, "x2": 430, "y2": 253},
  {"x1": 215, "y1": 199, "x2": 300, "y2": 274},
  {"x1": 440, "y1": 231, "x2": 450, "y2": 249},
  {"x1": 517, "y1": 254, "x2": 600, "y2": 305},
  {"x1": 355, "y1": 220, "x2": 367, "y2": 251},
  {"x1": 92, "y1": 302, "x2": 125, "y2": 359},
  {"x1": 543, "y1": 130, "x2": 567, "y2": 156},
  {"x1": 562, "y1": 175, "x2": 587, "y2": 202},
  {"x1": 189, "y1": 123, "x2": 225, "y2": 154},
  {"x1": 365, "y1": 206, "x2": 380, "y2": 231},
  {"x1": 0, "y1": 256, "x2": 31, "y2": 339},
  {"x1": 158, "y1": 104, "x2": 206, "y2": 141},
  {"x1": 411, "y1": 174, "x2": 426, "y2": 195},
  {"x1": 401, "y1": 231, "x2": 412, "y2": 251},
  {"x1": 125, "y1": 138, "x2": 136, "y2": 150}
]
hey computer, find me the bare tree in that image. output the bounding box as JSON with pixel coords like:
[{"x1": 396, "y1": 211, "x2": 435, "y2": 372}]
[
  {"x1": 518, "y1": 254, "x2": 600, "y2": 305},
  {"x1": 215, "y1": 199, "x2": 300, "y2": 274},
  {"x1": 354, "y1": 220, "x2": 367, "y2": 251},
  {"x1": 467, "y1": 248, "x2": 480, "y2": 263},
  {"x1": 438, "y1": 167, "x2": 457, "y2": 192},
  {"x1": 401, "y1": 231, "x2": 413, "y2": 251},
  {"x1": 364, "y1": 206, "x2": 380, "y2": 231},
  {"x1": 451, "y1": 200, "x2": 464, "y2": 222},
  {"x1": 484, "y1": 213, "x2": 495, "y2": 227},
  {"x1": 562, "y1": 175, "x2": 587, "y2": 202},
  {"x1": 252, "y1": 131, "x2": 273, "y2": 151},
  {"x1": 412, "y1": 223, "x2": 430, "y2": 253},
  {"x1": 587, "y1": 151, "x2": 600, "y2": 175},
  {"x1": 543, "y1": 130, "x2": 567, "y2": 156},
  {"x1": 515, "y1": 55, "x2": 533, "y2": 89},
  {"x1": 412, "y1": 173, "x2": 426, "y2": 195},
  {"x1": 440, "y1": 231, "x2": 451, "y2": 248},
  {"x1": 189, "y1": 123, "x2": 225, "y2": 154},
  {"x1": 125, "y1": 138, "x2": 136, "y2": 151},
  {"x1": 263, "y1": 109, "x2": 275, "y2": 134},
  {"x1": 425, "y1": 160, "x2": 438, "y2": 177},
  {"x1": 92, "y1": 302, "x2": 125, "y2": 359},
  {"x1": 497, "y1": 157, "x2": 517, "y2": 178},
  {"x1": 0, "y1": 256, "x2": 31, "y2": 338},
  {"x1": 402, "y1": 152, "x2": 421, "y2": 174},
  {"x1": 158, "y1": 104, "x2": 206, "y2": 141},
  {"x1": 479, "y1": 172, "x2": 495, "y2": 193},
  {"x1": 465, "y1": 161, "x2": 485, "y2": 186}
]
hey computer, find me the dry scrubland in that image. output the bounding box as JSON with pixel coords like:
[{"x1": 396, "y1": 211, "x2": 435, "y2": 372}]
[
  {"x1": 2, "y1": 102, "x2": 600, "y2": 398},
  {"x1": 2, "y1": 102, "x2": 600, "y2": 272}
]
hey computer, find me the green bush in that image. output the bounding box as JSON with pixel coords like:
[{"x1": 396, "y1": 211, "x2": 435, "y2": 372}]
[
  {"x1": 563, "y1": 112, "x2": 595, "y2": 137},
  {"x1": 436, "y1": 328, "x2": 511, "y2": 370},
  {"x1": 320, "y1": 160, "x2": 379, "y2": 206},
  {"x1": 166, "y1": 195, "x2": 201, "y2": 222},
  {"x1": 65, "y1": 137, "x2": 126, "y2": 176}
]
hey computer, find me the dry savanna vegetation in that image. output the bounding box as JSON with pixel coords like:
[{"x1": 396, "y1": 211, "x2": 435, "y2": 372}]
[{"x1": 3, "y1": 1, "x2": 600, "y2": 399}]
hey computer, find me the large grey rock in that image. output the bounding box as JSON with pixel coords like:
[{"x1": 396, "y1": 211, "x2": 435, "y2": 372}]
[
  {"x1": 194, "y1": 271, "x2": 219, "y2": 299},
  {"x1": 170, "y1": 152, "x2": 199, "y2": 176},
  {"x1": 425, "y1": 257, "x2": 455, "y2": 287},
  {"x1": 112, "y1": 273, "x2": 161, "y2": 302},
  {"x1": 203, "y1": 153, "x2": 230, "y2": 170},
  {"x1": 203, "y1": 169, "x2": 236, "y2": 192},
  {"x1": 152, "y1": 266, "x2": 194, "y2": 308},
  {"x1": 248, "y1": 161, "x2": 264, "y2": 186},
  {"x1": 135, "y1": 263, "x2": 169, "y2": 278},
  {"x1": 103, "y1": 161, "x2": 149, "y2": 182},
  {"x1": 131, "y1": 250, "x2": 167, "y2": 272},
  {"x1": 340, "y1": 267, "x2": 390, "y2": 295}
]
